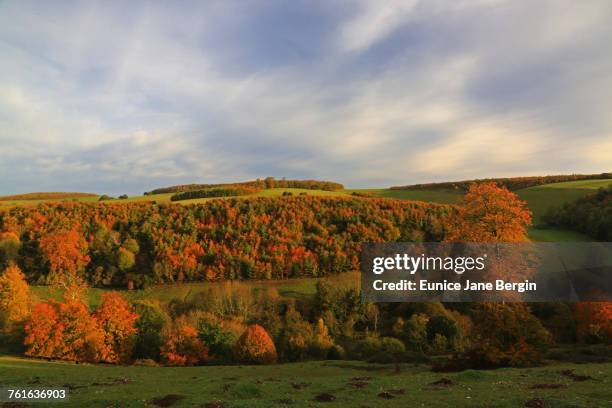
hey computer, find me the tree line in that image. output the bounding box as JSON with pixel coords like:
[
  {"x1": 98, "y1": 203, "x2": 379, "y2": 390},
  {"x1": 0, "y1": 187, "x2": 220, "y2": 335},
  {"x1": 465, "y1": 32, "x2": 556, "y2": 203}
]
[
  {"x1": 145, "y1": 177, "x2": 345, "y2": 195},
  {"x1": 543, "y1": 185, "x2": 612, "y2": 240},
  {"x1": 391, "y1": 173, "x2": 612, "y2": 192}
]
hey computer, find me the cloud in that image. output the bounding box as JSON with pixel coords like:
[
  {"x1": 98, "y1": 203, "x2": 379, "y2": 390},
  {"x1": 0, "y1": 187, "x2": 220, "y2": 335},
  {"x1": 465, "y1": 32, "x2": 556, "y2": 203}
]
[{"x1": 0, "y1": 0, "x2": 611, "y2": 195}]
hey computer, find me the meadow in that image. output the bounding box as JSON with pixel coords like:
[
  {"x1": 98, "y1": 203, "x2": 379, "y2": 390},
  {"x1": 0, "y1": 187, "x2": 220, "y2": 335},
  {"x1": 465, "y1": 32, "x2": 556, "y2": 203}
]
[{"x1": 0, "y1": 357, "x2": 610, "y2": 407}]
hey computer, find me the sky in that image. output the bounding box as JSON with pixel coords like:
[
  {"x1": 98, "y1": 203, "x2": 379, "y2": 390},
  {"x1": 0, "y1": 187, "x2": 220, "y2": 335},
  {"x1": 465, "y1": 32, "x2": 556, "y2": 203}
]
[{"x1": 1, "y1": 0, "x2": 611, "y2": 195}]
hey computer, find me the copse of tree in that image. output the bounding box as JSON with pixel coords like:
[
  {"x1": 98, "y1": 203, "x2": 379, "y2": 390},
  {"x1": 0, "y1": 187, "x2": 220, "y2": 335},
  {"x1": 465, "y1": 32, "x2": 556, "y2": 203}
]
[
  {"x1": 0, "y1": 198, "x2": 450, "y2": 286},
  {"x1": 146, "y1": 177, "x2": 345, "y2": 195},
  {"x1": 170, "y1": 187, "x2": 259, "y2": 201},
  {"x1": 24, "y1": 299, "x2": 106, "y2": 362},
  {"x1": 391, "y1": 173, "x2": 612, "y2": 192},
  {"x1": 542, "y1": 185, "x2": 612, "y2": 240}
]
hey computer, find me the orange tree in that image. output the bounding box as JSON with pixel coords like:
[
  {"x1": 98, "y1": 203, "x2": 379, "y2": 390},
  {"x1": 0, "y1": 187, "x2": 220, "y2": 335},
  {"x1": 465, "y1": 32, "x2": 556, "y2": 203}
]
[
  {"x1": 94, "y1": 292, "x2": 139, "y2": 363},
  {"x1": 39, "y1": 229, "x2": 90, "y2": 294},
  {"x1": 160, "y1": 316, "x2": 208, "y2": 366},
  {"x1": 234, "y1": 324, "x2": 277, "y2": 364},
  {"x1": 24, "y1": 299, "x2": 106, "y2": 362},
  {"x1": 444, "y1": 182, "x2": 531, "y2": 242}
]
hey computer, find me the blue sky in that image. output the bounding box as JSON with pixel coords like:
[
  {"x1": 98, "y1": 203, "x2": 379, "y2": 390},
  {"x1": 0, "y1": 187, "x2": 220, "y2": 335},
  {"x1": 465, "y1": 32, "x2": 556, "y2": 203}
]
[{"x1": 1, "y1": 0, "x2": 611, "y2": 195}]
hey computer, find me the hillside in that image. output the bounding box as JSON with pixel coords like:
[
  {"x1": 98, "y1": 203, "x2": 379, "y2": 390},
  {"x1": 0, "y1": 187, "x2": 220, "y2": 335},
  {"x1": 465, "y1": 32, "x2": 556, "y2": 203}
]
[
  {"x1": 0, "y1": 192, "x2": 98, "y2": 201},
  {"x1": 145, "y1": 177, "x2": 344, "y2": 195},
  {"x1": 390, "y1": 172, "x2": 612, "y2": 192},
  {"x1": 0, "y1": 196, "x2": 451, "y2": 288}
]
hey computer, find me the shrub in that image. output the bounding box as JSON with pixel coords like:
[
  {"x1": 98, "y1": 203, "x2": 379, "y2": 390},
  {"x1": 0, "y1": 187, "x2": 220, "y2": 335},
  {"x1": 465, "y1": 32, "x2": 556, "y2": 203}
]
[
  {"x1": 467, "y1": 303, "x2": 551, "y2": 367},
  {"x1": 403, "y1": 314, "x2": 428, "y2": 352},
  {"x1": 351, "y1": 336, "x2": 382, "y2": 360},
  {"x1": 197, "y1": 320, "x2": 236, "y2": 362},
  {"x1": 233, "y1": 324, "x2": 277, "y2": 364},
  {"x1": 426, "y1": 315, "x2": 459, "y2": 351},
  {"x1": 133, "y1": 301, "x2": 169, "y2": 361},
  {"x1": 327, "y1": 344, "x2": 346, "y2": 360},
  {"x1": 380, "y1": 337, "x2": 406, "y2": 355},
  {"x1": 160, "y1": 316, "x2": 208, "y2": 366}
]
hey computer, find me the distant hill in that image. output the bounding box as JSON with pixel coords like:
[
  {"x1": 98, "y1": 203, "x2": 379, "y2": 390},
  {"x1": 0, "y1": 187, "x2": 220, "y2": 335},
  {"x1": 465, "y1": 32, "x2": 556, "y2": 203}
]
[
  {"x1": 391, "y1": 173, "x2": 612, "y2": 192},
  {"x1": 145, "y1": 177, "x2": 344, "y2": 195},
  {"x1": 0, "y1": 192, "x2": 98, "y2": 201}
]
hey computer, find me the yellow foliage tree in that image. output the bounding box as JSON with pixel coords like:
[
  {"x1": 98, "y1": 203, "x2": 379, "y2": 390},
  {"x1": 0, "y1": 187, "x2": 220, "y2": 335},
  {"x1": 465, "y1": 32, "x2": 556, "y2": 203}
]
[{"x1": 0, "y1": 263, "x2": 30, "y2": 330}]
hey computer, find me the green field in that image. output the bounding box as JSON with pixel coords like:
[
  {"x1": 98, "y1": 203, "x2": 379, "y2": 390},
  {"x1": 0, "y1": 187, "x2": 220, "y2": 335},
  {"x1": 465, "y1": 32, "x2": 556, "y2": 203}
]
[
  {"x1": 0, "y1": 357, "x2": 609, "y2": 408},
  {"x1": 29, "y1": 272, "x2": 360, "y2": 308}
]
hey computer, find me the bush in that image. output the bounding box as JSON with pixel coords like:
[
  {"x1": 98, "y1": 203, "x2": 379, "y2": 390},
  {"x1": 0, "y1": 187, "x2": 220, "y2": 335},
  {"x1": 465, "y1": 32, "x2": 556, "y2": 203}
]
[
  {"x1": 426, "y1": 315, "x2": 459, "y2": 352},
  {"x1": 351, "y1": 336, "x2": 382, "y2": 360},
  {"x1": 467, "y1": 303, "x2": 551, "y2": 367},
  {"x1": 197, "y1": 320, "x2": 236, "y2": 362},
  {"x1": 380, "y1": 337, "x2": 406, "y2": 355},
  {"x1": 233, "y1": 324, "x2": 277, "y2": 364},
  {"x1": 160, "y1": 316, "x2": 208, "y2": 366},
  {"x1": 327, "y1": 344, "x2": 346, "y2": 360},
  {"x1": 133, "y1": 301, "x2": 169, "y2": 361}
]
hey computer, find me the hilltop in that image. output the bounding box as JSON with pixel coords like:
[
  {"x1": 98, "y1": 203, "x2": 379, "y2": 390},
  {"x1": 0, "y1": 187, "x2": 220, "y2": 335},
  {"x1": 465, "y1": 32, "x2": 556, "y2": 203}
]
[{"x1": 0, "y1": 192, "x2": 98, "y2": 201}]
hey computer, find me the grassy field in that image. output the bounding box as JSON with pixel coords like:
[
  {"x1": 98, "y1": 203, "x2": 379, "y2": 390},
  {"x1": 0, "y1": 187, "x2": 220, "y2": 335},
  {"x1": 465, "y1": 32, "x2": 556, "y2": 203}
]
[
  {"x1": 0, "y1": 357, "x2": 609, "y2": 407},
  {"x1": 29, "y1": 272, "x2": 360, "y2": 308}
]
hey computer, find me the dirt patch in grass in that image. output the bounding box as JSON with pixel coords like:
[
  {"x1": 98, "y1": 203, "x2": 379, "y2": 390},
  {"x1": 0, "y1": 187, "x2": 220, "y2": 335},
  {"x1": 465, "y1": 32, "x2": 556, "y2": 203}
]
[
  {"x1": 429, "y1": 378, "x2": 456, "y2": 387},
  {"x1": 314, "y1": 393, "x2": 336, "y2": 402},
  {"x1": 149, "y1": 394, "x2": 185, "y2": 407},
  {"x1": 377, "y1": 392, "x2": 395, "y2": 399},
  {"x1": 386, "y1": 389, "x2": 406, "y2": 395},
  {"x1": 92, "y1": 377, "x2": 133, "y2": 386},
  {"x1": 61, "y1": 383, "x2": 85, "y2": 390},
  {"x1": 291, "y1": 382, "x2": 311, "y2": 390},
  {"x1": 524, "y1": 398, "x2": 547, "y2": 408},
  {"x1": 350, "y1": 376, "x2": 372, "y2": 381},
  {"x1": 348, "y1": 380, "x2": 369, "y2": 388},
  {"x1": 560, "y1": 369, "x2": 594, "y2": 382}
]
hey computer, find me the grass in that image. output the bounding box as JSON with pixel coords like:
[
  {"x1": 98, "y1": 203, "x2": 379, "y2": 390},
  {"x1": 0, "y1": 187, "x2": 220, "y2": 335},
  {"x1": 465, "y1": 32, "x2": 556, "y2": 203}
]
[
  {"x1": 30, "y1": 272, "x2": 360, "y2": 308},
  {"x1": 0, "y1": 356, "x2": 609, "y2": 407},
  {"x1": 344, "y1": 188, "x2": 462, "y2": 204}
]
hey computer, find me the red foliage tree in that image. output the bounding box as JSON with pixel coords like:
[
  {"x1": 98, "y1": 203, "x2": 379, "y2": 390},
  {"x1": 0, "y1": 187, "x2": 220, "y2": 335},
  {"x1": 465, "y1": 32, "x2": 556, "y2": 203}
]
[
  {"x1": 94, "y1": 292, "x2": 139, "y2": 363},
  {"x1": 160, "y1": 316, "x2": 208, "y2": 366},
  {"x1": 575, "y1": 302, "x2": 612, "y2": 343},
  {"x1": 233, "y1": 324, "x2": 277, "y2": 364},
  {"x1": 39, "y1": 230, "x2": 90, "y2": 293}
]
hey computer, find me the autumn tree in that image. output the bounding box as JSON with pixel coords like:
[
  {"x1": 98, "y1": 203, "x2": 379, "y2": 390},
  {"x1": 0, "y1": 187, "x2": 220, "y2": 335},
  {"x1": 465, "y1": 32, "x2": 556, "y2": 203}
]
[
  {"x1": 575, "y1": 302, "x2": 612, "y2": 344},
  {"x1": 94, "y1": 292, "x2": 139, "y2": 363},
  {"x1": 0, "y1": 263, "x2": 30, "y2": 330},
  {"x1": 445, "y1": 182, "x2": 532, "y2": 242},
  {"x1": 234, "y1": 324, "x2": 277, "y2": 364},
  {"x1": 39, "y1": 230, "x2": 90, "y2": 298},
  {"x1": 24, "y1": 299, "x2": 105, "y2": 362},
  {"x1": 0, "y1": 232, "x2": 21, "y2": 269},
  {"x1": 160, "y1": 316, "x2": 208, "y2": 366}
]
